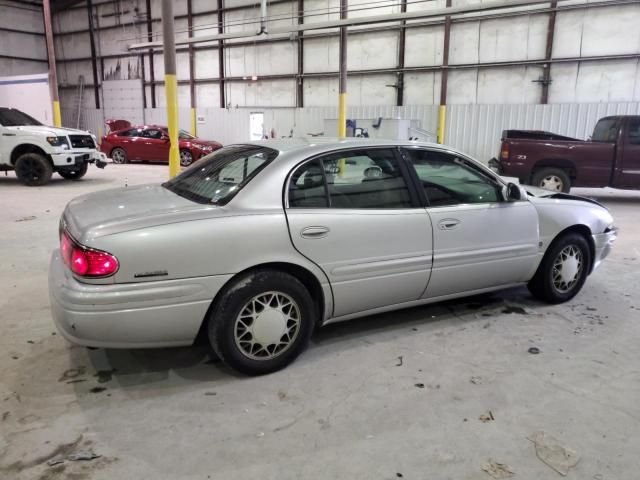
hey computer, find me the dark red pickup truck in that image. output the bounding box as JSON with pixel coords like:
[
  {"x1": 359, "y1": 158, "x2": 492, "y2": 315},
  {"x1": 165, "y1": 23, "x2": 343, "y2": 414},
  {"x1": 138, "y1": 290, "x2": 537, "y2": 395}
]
[{"x1": 489, "y1": 115, "x2": 640, "y2": 192}]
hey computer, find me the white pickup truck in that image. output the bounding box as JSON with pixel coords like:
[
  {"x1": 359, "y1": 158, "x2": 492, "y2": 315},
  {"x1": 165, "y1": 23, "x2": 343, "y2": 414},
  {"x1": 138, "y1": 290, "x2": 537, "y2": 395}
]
[{"x1": 0, "y1": 107, "x2": 107, "y2": 186}]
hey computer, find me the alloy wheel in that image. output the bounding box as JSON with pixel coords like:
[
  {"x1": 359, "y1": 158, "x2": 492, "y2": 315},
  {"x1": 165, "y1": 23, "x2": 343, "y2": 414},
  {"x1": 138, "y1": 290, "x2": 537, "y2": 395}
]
[
  {"x1": 112, "y1": 149, "x2": 126, "y2": 164},
  {"x1": 180, "y1": 150, "x2": 194, "y2": 167},
  {"x1": 233, "y1": 291, "x2": 301, "y2": 361}
]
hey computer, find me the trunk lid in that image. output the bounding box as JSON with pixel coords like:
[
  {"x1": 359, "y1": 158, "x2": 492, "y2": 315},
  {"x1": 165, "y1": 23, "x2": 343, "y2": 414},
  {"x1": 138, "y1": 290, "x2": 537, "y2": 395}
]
[{"x1": 63, "y1": 184, "x2": 218, "y2": 243}]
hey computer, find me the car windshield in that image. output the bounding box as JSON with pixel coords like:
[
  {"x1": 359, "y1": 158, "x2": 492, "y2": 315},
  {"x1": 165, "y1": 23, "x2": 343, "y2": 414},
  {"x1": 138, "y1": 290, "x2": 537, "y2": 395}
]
[
  {"x1": 0, "y1": 107, "x2": 42, "y2": 126},
  {"x1": 162, "y1": 145, "x2": 278, "y2": 205},
  {"x1": 179, "y1": 129, "x2": 195, "y2": 140}
]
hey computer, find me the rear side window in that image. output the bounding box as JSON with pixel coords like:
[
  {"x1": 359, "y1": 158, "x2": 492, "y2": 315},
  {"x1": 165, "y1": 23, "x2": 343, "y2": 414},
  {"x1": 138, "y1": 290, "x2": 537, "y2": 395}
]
[
  {"x1": 627, "y1": 119, "x2": 640, "y2": 145},
  {"x1": 288, "y1": 148, "x2": 412, "y2": 209},
  {"x1": 592, "y1": 118, "x2": 619, "y2": 142},
  {"x1": 117, "y1": 129, "x2": 138, "y2": 137}
]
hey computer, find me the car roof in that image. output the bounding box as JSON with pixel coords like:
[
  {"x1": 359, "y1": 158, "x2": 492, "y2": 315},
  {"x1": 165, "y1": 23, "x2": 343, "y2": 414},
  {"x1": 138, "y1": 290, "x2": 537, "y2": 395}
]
[{"x1": 239, "y1": 137, "x2": 453, "y2": 154}]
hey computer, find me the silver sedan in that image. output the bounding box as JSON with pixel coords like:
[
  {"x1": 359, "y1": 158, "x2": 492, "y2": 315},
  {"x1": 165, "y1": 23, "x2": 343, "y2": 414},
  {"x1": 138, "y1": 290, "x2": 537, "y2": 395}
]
[{"x1": 49, "y1": 139, "x2": 617, "y2": 374}]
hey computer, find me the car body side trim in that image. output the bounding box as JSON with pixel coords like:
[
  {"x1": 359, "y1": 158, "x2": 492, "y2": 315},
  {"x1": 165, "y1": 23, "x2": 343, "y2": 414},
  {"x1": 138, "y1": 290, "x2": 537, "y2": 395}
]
[{"x1": 324, "y1": 282, "x2": 525, "y2": 325}]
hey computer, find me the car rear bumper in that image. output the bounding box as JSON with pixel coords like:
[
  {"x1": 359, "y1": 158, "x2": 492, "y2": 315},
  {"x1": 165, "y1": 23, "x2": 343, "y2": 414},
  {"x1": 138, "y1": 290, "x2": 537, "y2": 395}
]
[
  {"x1": 48, "y1": 250, "x2": 232, "y2": 348},
  {"x1": 592, "y1": 228, "x2": 617, "y2": 272}
]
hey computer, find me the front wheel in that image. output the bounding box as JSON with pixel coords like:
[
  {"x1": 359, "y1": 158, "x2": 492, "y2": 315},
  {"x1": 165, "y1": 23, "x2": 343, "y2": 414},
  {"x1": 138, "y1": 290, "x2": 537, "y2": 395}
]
[
  {"x1": 208, "y1": 270, "x2": 316, "y2": 375},
  {"x1": 180, "y1": 149, "x2": 194, "y2": 167},
  {"x1": 531, "y1": 167, "x2": 571, "y2": 193},
  {"x1": 58, "y1": 162, "x2": 88, "y2": 180},
  {"x1": 15, "y1": 152, "x2": 53, "y2": 186},
  {"x1": 528, "y1": 232, "x2": 591, "y2": 304}
]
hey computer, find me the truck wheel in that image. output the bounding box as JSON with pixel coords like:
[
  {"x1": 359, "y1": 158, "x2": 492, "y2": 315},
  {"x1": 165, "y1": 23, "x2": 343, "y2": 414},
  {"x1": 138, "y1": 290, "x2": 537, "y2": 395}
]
[
  {"x1": 58, "y1": 162, "x2": 88, "y2": 180},
  {"x1": 528, "y1": 232, "x2": 591, "y2": 304},
  {"x1": 111, "y1": 147, "x2": 128, "y2": 164},
  {"x1": 207, "y1": 270, "x2": 316, "y2": 376},
  {"x1": 532, "y1": 168, "x2": 571, "y2": 193},
  {"x1": 15, "y1": 152, "x2": 53, "y2": 186}
]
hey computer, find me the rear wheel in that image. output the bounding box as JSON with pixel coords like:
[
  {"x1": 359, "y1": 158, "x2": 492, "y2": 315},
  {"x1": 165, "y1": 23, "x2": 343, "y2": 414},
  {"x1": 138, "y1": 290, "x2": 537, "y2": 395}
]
[
  {"x1": 58, "y1": 162, "x2": 88, "y2": 180},
  {"x1": 207, "y1": 270, "x2": 316, "y2": 375},
  {"x1": 180, "y1": 149, "x2": 194, "y2": 167},
  {"x1": 528, "y1": 232, "x2": 591, "y2": 304},
  {"x1": 111, "y1": 147, "x2": 128, "y2": 164},
  {"x1": 14, "y1": 152, "x2": 53, "y2": 186},
  {"x1": 531, "y1": 167, "x2": 571, "y2": 193}
]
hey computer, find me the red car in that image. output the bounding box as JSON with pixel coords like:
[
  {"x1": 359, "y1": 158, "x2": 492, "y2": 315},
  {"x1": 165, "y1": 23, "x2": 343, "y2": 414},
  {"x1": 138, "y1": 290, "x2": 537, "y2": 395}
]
[{"x1": 100, "y1": 120, "x2": 222, "y2": 167}]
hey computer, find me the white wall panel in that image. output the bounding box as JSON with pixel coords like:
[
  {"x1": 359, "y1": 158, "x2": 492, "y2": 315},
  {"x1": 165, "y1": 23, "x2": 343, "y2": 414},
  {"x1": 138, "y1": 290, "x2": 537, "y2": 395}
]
[
  {"x1": 195, "y1": 50, "x2": 220, "y2": 79},
  {"x1": 347, "y1": 31, "x2": 398, "y2": 70},
  {"x1": 478, "y1": 14, "x2": 547, "y2": 62},
  {"x1": 403, "y1": 72, "x2": 441, "y2": 105},
  {"x1": 303, "y1": 37, "x2": 339, "y2": 73},
  {"x1": 404, "y1": 26, "x2": 444, "y2": 68},
  {"x1": 476, "y1": 66, "x2": 543, "y2": 104},
  {"x1": 449, "y1": 21, "x2": 480, "y2": 65}
]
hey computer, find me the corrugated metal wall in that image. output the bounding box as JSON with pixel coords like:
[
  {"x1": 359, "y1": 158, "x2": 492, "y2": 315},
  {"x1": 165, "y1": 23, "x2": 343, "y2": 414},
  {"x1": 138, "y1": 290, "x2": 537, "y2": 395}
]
[{"x1": 63, "y1": 102, "x2": 640, "y2": 163}]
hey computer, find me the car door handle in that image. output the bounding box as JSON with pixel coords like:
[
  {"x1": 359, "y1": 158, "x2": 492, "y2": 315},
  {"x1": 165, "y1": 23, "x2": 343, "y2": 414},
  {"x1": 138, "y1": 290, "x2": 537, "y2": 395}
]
[
  {"x1": 301, "y1": 226, "x2": 330, "y2": 239},
  {"x1": 438, "y1": 218, "x2": 460, "y2": 230}
]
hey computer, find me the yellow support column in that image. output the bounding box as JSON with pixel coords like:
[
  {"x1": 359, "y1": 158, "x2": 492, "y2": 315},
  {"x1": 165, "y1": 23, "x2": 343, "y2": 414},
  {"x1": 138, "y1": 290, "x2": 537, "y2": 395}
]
[
  {"x1": 190, "y1": 107, "x2": 197, "y2": 137},
  {"x1": 338, "y1": 93, "x2": 347, "y2": 139},
  {"x1": 165, "y1": 74, "x2": 180, "y2": 178},
  {"x1": 437, "y1": 105, "x2": 447, "y2": 145},
  {"x1": 162, "y1": 0, "x2": 180, "y2": 178},
  {"x1": 52, "y1": 100, "x2": 62, "y2": 128}
]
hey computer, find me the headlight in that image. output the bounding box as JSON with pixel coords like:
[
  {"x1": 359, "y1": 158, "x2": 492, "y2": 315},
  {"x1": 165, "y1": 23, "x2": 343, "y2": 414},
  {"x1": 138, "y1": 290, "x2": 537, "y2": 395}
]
[
  {"x1": 46, "y1": 136, "x2": 69, "y2": 148},
  {"x1": 198, "y1": 144, "x2": 214, "y2": 152}
]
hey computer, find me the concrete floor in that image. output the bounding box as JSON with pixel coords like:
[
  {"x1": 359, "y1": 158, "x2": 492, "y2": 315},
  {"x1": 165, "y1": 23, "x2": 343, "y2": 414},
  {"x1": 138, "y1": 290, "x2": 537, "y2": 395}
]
[{"x1": 1, "y1": 164, "x2": 639, "y2": 480}]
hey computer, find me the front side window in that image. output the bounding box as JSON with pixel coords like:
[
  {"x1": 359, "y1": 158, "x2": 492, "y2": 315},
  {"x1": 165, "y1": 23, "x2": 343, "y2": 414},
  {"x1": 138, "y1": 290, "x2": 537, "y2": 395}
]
[
  {"x1": 404, "y1": 149, "x2": 501, "y2": 206},
  {"x1": 288, "y1": 149, "x2": 412, "y2": 209},
  {"x1": 163, "y1": 145, "x2": 277, "y2": 205}
]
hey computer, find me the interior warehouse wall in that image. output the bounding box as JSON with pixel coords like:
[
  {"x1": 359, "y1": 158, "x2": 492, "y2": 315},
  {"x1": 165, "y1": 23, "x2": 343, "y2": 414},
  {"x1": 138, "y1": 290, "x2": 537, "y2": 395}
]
[
  {"x1": 0, "y1": 1, "x2": 48, "y2": 76},
  {"x1": 52, "y1": 0, "x2": 640, "y2": 114}
]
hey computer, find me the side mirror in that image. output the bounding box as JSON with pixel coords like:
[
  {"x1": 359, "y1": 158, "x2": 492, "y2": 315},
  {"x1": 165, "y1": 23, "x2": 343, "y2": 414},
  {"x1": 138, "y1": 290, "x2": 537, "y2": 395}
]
[{"x1": 506, "y1": 182, "x2": 522, "y2": 201}]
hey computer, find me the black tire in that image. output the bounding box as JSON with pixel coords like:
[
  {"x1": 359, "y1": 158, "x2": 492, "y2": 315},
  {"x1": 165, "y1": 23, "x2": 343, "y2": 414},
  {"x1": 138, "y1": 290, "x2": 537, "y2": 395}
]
[
  {"x1": 208, "y1": 270, "x2": 316, "y2": 375},
  {"x1": 531, "y1": 167, "x2": 571, "y2": 193},
  {"x1": 58, "y1": 162, "x2": 88, "y2": 180},
  {"x1": 111, "y1": 147, "x2": 128, "y2": 164},
  {"x1": 14, "y1": 152, "x2": 53, "y2": 186},
  {"x1": 180, "y1": 149, "x2": 194, "y2": 167},
  {"x1": 528, "y1": 232, "x2": 592, "y2": 304}
]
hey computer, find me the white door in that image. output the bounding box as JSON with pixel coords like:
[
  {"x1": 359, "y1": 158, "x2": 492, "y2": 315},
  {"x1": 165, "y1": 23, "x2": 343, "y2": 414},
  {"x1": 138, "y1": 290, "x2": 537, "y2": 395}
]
[
  {"x1": 402, "y1": 147, "x2": 540, "y2": 298},
  {"x1": 285, "y1": 147, "x2": 433, "y2": 318},
  {"x1": 249, "y1": 112, "x2": 264, "y2": 140}
]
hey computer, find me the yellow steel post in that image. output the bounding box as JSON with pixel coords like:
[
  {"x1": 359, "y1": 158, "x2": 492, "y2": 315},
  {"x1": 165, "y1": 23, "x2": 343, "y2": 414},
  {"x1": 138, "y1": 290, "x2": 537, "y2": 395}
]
[
  {"x1": 166, "y1": 74, "x2": 180, "y2": 178},
  {"x1": 52, "y1": 101, "x2": 62, "y2": 128},
  {"x1": 437, "y1": 104, "x2": 447, "y2": 144},
  {"x1": 190, "y1": 107, "x2": 197, "y2": 137},
  {"x1": 162, "y1": 0, "x2": 180, "y2": 178}
]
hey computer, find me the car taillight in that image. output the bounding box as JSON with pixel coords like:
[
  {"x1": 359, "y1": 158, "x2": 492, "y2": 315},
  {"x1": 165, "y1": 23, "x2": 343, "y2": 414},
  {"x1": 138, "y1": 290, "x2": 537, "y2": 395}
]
[
  {"x1": 60, "y1": 231, "x2": 119, "y2": 278},
  {"x1": 500, "y1": 141, "x2": 510, "y2": 160}
]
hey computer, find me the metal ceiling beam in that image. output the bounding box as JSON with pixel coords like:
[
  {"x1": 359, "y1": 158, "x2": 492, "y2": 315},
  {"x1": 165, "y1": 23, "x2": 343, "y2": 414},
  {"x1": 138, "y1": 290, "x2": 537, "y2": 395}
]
[{"x1": 128, "y1": 0, "x2": 563, "y2": 50}]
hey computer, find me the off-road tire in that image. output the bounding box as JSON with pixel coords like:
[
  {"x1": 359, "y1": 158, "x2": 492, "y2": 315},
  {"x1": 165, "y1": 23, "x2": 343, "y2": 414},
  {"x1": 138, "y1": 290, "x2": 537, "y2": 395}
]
[{"x1": 14, "y1": 152, "x2": 53, "y2": 186}]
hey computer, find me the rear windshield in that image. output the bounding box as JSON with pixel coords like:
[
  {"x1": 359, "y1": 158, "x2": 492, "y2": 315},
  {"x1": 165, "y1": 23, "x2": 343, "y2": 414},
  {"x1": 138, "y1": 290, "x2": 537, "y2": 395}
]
[
  {"x1": 162, "y1": 145, "x2": 278, "y2": 205},
  {"x1": 0, "y1": 107, "x2": 42, "y2": 126},
  {"x1": 592, "y1": 118, "x2": 619, "y2": 142}
]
